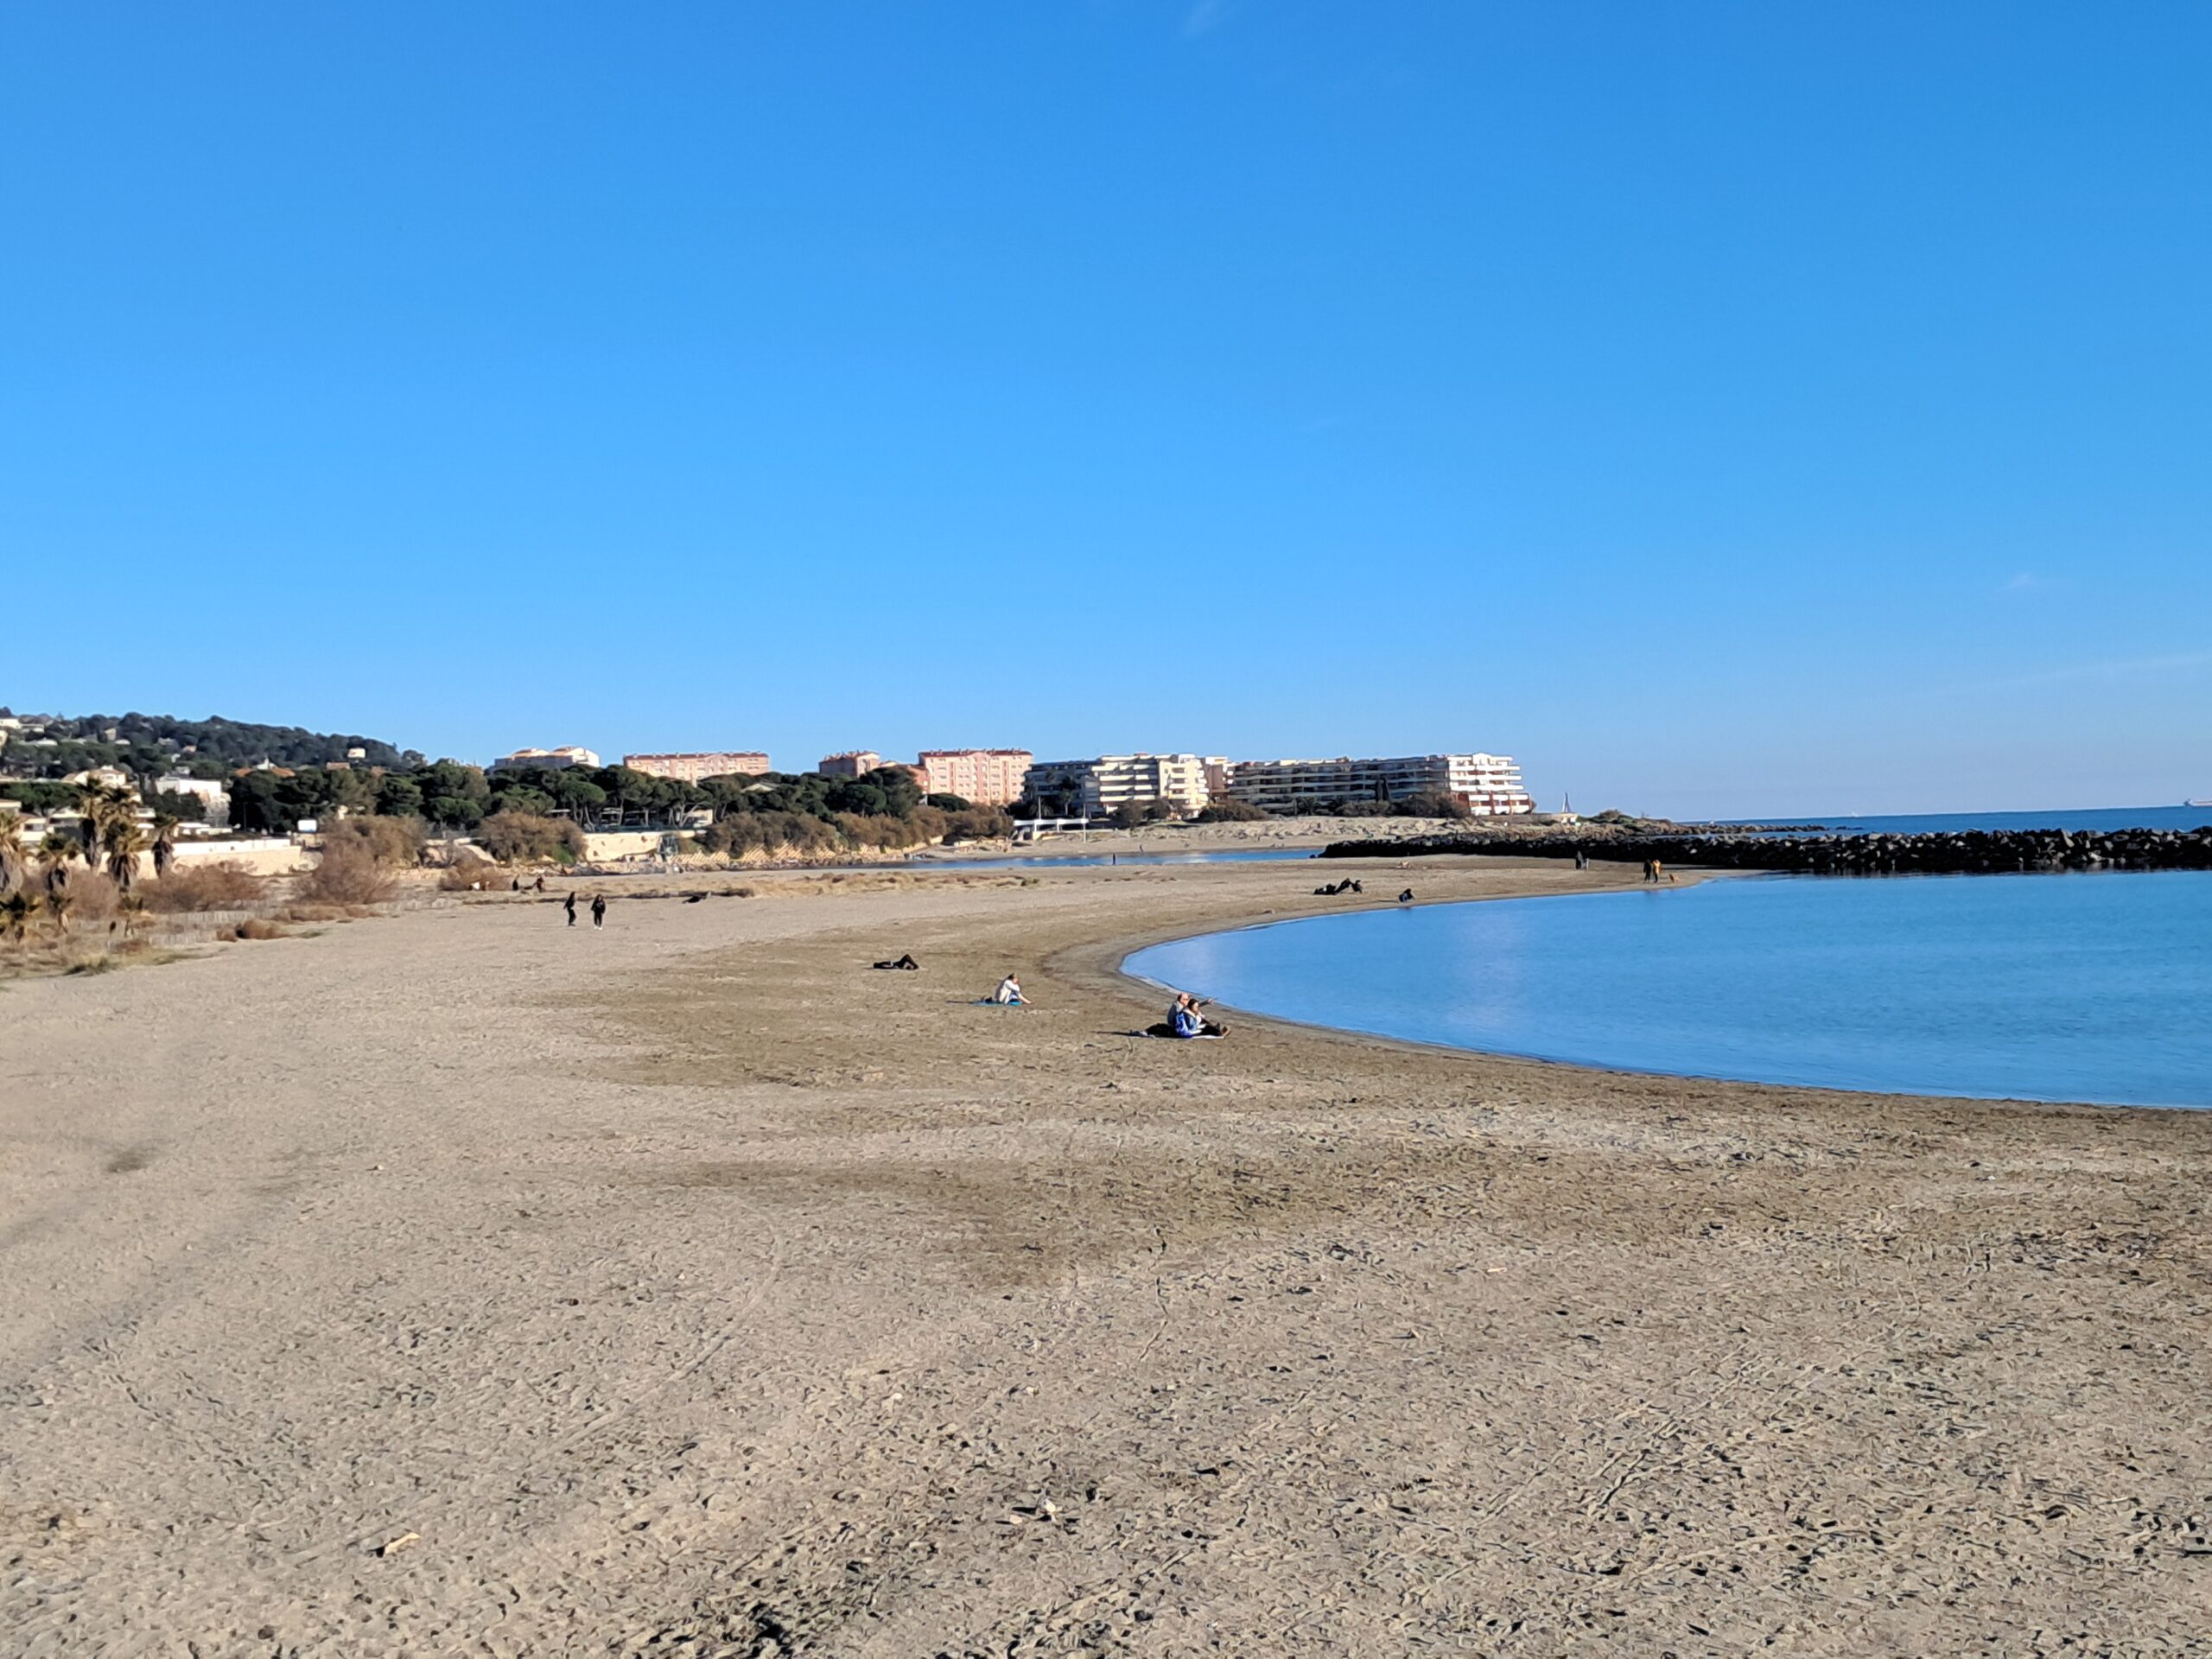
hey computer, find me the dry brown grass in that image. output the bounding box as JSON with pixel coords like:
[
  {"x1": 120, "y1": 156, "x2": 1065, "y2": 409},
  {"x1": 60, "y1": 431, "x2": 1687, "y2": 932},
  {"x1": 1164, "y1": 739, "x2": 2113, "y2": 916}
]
[
  {"x1": 141, "y1": 862, "x2": 265, "y2": 912},
  {"x1": 56, "y1": 868, "x2": 121, "y2": 925},
  {"x1": 438, "y1": 857, "x2": 499, "y2": 892},
  {"x1": 226, "y1": 918, "x2": 289, "y2": 941},
  {"x1": 276, "y1": 901, "x2": 359, "y2": 924}
]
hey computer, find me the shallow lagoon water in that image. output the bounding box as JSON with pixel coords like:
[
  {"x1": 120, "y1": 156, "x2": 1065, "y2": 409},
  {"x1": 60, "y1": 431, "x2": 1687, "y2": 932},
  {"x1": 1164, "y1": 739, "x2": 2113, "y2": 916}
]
[{"x1": 1127, "y1": 871, "x2": 2212, "y2": 1109}]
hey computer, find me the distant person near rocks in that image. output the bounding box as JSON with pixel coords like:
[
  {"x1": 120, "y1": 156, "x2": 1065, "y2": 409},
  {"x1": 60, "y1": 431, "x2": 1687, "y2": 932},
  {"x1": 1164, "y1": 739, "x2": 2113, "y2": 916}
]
[
  {"x1": 564, "y1": 892, "x2": 577, "y2": 927},
  {"x1": 590, "y1": 894, "x2": 607, "y2": 929}
]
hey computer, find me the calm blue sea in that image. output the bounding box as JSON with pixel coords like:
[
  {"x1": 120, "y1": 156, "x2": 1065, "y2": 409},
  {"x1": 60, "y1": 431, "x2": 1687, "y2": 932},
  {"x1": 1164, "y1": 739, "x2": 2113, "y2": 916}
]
[
  {"x1": 1730, "y1": 804, "x2": 2212, "y2": 836},
  {"x1": 1127, "y1": 871, "x2": 2212, "y2": 1109},
  {"x1": 913, "y1": 849, "x2": 1312, "y2": 871}
]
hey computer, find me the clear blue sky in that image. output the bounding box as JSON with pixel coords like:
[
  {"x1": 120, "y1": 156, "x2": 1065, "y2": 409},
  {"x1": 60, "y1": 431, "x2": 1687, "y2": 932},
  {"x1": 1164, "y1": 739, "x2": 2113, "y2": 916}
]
[{"x1": 5, "y1": 3, "x2": 2209, "y2": 817}]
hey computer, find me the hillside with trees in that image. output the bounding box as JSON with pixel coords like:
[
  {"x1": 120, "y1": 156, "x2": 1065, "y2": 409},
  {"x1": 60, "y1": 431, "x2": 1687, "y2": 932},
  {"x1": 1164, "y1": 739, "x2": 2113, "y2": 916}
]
[
  {"x1": 0, "y1": 709, "x2": 422, "y2": 783},
  {"x1": 1, "y1": 709, "x2": 1013, "y2": 861}
]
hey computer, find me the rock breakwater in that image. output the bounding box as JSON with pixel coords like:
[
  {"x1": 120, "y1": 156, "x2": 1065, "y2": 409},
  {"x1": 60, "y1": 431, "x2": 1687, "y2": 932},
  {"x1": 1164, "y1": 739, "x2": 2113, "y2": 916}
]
[{"x1": 1322, "y1": 825, "x2": 2212, "y2": 875}]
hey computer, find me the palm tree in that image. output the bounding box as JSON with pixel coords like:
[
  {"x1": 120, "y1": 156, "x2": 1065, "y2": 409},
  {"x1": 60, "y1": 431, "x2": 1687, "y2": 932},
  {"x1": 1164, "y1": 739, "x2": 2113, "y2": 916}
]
[
  {"x1": 150, "y1": 812, "x2": 180, "y2": 880},
  {"x1": 0, "y1": 810, "x2": 24, "y2": 897},
  {"x1": 38, "y1": 833, "x2": 76, "y2": 896},
  {"x1": 1, "y1": 889, "x2": 41, "y2": 961},
  {"x1": 105, "y1": 821, "x2": 148, "y2": 893},
  {"x1": 75, "y1": 783, "x2": 121, "y2": 870}
]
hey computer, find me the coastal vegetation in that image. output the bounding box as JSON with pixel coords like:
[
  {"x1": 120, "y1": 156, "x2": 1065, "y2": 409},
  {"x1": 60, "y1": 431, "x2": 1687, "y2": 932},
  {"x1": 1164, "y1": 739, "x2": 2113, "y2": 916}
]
[
  {"x1": 0, "y1": 708, "x2": 420, "y2": 789},
  {"x1": 297, "y1": 835, "x2": 397, "y2": 906},
  {"x1": 140, "y1": 862, "x2": 266, "y2": 912},
  {"x1": 215, "y1": 756, "x2": 1019, "y2": 867}
]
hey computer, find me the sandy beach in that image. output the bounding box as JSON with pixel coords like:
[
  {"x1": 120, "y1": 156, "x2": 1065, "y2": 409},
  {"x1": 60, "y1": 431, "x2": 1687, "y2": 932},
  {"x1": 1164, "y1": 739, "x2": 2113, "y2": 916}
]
[{"x1": 6, "y1": 856, "x2": 2210, "y2": 1656}]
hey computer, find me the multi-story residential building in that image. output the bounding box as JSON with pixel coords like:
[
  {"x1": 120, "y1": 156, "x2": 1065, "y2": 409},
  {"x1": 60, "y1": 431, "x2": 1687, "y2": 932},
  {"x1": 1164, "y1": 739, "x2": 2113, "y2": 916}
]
[
  {"x1": 1224, "y1": 753, "x2": 1535, "y2": 816},
  {"x1": 818, "y1": 751, "x2": 881, "y2": 779},
  {"x1": 1020, "y1": 753, "x2": 1215, "y2": 818},
  {"x1": 492, "y1": 746, "x2": 601, "y2": 773},
  {"x1": 154, "y1": 775, "x2": 231, "y2": 816},
  {"x1": 916, "y1": 748, "x2": 1033, "y2": 805},
  {"x1": 622, "y1": 751, "x2": 771, "y2": 783},
  {"x1": 65, "y1": 766, "x2": 136, "y2": 791}
]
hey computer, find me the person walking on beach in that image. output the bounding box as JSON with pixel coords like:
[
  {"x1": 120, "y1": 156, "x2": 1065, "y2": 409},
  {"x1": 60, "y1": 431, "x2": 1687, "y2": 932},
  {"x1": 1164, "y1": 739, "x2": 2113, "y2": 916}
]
[
  {"x1": 563, "y1": 891, "x2": 577, "y2": 926},
  {"x1": 590, "y1": 893, "x2": 607, "y2": 929}
]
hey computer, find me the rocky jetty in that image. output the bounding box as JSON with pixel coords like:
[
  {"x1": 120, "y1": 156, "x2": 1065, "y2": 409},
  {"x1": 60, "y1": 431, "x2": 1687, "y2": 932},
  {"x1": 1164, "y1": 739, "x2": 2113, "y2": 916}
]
[{"x1": 1321, "y1": 823, "x2": 2212, "y2": 875}]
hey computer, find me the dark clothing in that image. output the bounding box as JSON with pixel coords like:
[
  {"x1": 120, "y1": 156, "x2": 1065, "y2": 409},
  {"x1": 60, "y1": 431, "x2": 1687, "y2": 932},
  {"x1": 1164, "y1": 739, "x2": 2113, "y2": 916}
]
[
  {"x1": 564, "y1": 893, "x2": 577, "y2": 926},
  {"x1": 590, "y1": 897, "x2": 607, "y2": 928}
]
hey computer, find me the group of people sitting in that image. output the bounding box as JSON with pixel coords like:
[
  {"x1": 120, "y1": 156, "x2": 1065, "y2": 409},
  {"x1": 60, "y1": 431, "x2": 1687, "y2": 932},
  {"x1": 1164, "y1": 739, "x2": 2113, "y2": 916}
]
[
  {"x1": 1149, "y1": 990, "x2": 1225, "y2": 1040},
  {"x1": 988, "y1": 972, "x2": 1222, "y2": 1038}
]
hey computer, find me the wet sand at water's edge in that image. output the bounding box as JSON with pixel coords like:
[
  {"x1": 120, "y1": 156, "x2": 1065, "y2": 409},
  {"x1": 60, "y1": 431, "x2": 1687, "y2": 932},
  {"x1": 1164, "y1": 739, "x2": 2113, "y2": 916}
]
[{"x1": 4, "y1": 857, "x2": 2209, "y2": 1655}]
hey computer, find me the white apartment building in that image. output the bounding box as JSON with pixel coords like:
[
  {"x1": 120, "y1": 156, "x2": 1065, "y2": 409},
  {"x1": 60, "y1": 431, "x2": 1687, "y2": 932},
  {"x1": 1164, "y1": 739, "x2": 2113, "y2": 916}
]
[
  {"x1": 1021, "y1": 753, "x2": 1215, "y2": 817},
  {"x1": 154, "y1": 775, "x2": 231, "y2": 815},
  {"x1": 1225, "y1": 753, "x2": 1535, "y2": 816},
  {"x1": 492, "y1": 746, "x2": 601, "y2": 773},
  {"x1": 917, "y1": 748, "x2": 1033, "y2": 805}
]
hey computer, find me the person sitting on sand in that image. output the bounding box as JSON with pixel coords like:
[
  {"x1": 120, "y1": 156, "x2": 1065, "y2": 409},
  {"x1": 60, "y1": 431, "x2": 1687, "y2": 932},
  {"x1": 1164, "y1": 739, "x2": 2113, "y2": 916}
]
[
  {"x1": 992, "y1": 974, "x2": 1027, "y2": 1006},
  {"x1": 1169, "y1": 991, "x2": 1226, "y2": 1039},
  {"x1": 1398, "y1": 888, "x2": 1414, "y2": 904}
]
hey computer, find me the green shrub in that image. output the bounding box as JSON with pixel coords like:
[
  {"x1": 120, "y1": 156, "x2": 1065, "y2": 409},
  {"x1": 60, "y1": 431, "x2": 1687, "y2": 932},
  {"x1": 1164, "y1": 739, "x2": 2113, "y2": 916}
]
[
  {"x1": 1395, "y1": 791, "x2": 1472, "y2": 821},
  {"x1": 944, "y1": 805, "x2": 1014, "y2": 842}
]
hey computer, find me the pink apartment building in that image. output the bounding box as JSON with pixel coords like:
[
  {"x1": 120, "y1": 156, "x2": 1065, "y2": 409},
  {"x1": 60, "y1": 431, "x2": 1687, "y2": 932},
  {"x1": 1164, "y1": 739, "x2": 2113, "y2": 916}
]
[
  {"x1": 623, "y1": 751, "x2": 772, "y2": 783},
  {"x1": 917, "y1": 748, "x2": 1033, "y2": 805}
]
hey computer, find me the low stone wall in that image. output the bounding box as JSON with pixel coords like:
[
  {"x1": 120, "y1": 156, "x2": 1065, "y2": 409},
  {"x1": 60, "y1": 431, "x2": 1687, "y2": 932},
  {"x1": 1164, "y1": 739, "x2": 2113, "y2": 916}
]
[
  {"x1": 581, "y1": 830, "x2": 667, "y2": 862},
  {"x1": 1322, "y1": 825, "x2": 2212, "y2": 875},
  {"x1": 163, "y1": 838, "x2": 314, "y2": 876}
]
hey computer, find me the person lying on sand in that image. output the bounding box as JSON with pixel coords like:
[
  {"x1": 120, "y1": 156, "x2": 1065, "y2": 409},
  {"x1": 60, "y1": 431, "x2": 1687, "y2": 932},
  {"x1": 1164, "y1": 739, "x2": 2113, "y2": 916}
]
[{"x1": 872, "y1": 953, "x2": 920, "y2": 970}]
